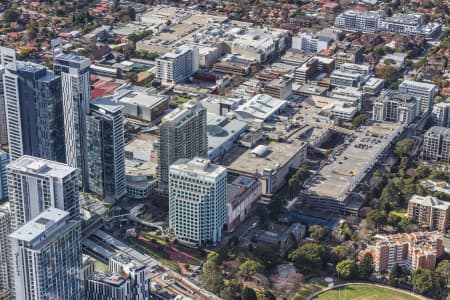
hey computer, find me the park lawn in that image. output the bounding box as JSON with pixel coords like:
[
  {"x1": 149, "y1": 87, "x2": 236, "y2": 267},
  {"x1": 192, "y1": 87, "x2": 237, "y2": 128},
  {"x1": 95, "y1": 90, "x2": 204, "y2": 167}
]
[{"x1": 314, "y1": 285, "x2": 421, "y2": 300}]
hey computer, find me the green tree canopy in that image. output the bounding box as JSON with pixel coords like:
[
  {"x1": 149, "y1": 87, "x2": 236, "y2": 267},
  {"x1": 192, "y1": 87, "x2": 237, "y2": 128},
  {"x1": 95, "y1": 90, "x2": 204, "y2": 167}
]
[
  {"x1": 330, "y1": 244, "x2": 354, "y2": 264},
  {"x1": 281, "y1": 233, "x2": 298, "y2": 258},
  {"x1": 436, "y1": 260, "x2": 450, "y2": 284},
  {"x1": 309, "y1": 225, "x2": 327, "y2": 242},
  {"x1": 199, "y1": 252, "x2": 224, "y2": 294},
  {"x1": 394, "y1": 138, "x2": 414, "y2": 158},
  {"x1": 3, "y1": 9, "x2": 19, "y2": 23},
  {"x1": 289, "y1": 243, "x2": 327, "y2": 270},
  {"x1": 242, "y1": 287, "x2": 258, "y2": 300},
  {"x1": 336, "y1": 259, "x2": 357, "y2": 280},
  {"x1": 238, "y1": 260, "x2": 264, "y2": 277},
  {"x1": 359, "y1": 253, "x2": 374, "y2": 280},
  {"x1": 412, "y1": 268, "x2": 445, "y2": 298}
]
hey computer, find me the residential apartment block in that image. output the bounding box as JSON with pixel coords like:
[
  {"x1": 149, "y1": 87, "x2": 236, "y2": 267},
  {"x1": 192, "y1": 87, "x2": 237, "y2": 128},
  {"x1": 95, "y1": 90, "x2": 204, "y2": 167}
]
[
  {"x1": 372, "y1": 90, "x2": 418, "y2": 125},
  {"x1": 359, "y1": 231, "x2": 444, "y2": 272},
  {"x1": 432, "y1": 102, "x2": 450, "y2": 127},
  {"x1": 382, "y1": 14, "x2": 422, "y2": 35},
  {"x1": 85, "y1": 272, "x2": 132, "y2": 300},
  {"x1": 0, "y1": 209, "x2": 12, "y2": 300},
  {"x1": 0, "y1": 66, "x2": 7, "y2": 146},
  {"x1": 0, "y1": 151, "x2": 8, "y2": 200},
  {"x1": 292, "y1": 32, "x2": 331, "y2": 53},
  {"x1": 422, "y1": 126, "x2": 450, "y2": 162},
  {"x1": 399, "y1": 80, "x2": 437, "y2": 113},
  {"x1": 169, "y1": 157, "x2": 227, "y2": 245},
  {"x1": 10, "y1": 208, "x2": 83, "y2": 300},
  {"x1": 407, "y1": 195, "x2": 450, "y2": 232},
  {"x1": 156, "y1": 45, "x2": 199, "y2": 84},
  {"x1": 335, "y1": 10, "x2": 383, "y2": 33},
  {"x1": 6, "y1": 156, "x2": 79, "y2": 230}
]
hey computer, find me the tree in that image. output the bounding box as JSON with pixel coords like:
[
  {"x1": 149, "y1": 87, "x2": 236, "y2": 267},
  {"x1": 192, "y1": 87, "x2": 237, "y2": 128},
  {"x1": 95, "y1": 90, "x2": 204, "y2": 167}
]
[
  {"x1": 359, "y1": 253, "x2": 374, "y2": 280},
  {"x1": 412, "y1": 268, "x2": 445, "y2": 298},
  {"x1": 352, "y1": 113, "x2": 368, "y2": 129},
  {"x1": 428, "y1": 169, "x2": 448, "y2": 181},
  {"x1": 242, "y1": 287, "x2": 258, "y2": 300},
  {"x1": 330, "y1": 244, "x2": 354, "y2": 264},
  {"x1": 257, "y1": 290, "x2": 276, "y2": 300},
  {"x1": 388, "y1": 263, "x2": 402, "y2": 285},
  {"x1": 394, "y1": 138, "x2": 414, "y2": 158},
  {"x1": 416, "y1": 162, "x2": 430, "y2": 179},
  {"x1": 376, "y1": 65, "x2": 399, "y2": 84},
  {"x1": 125, "y1": 72, "x2": 138, "y2": 84},
  {"x1": 200, "y1": 253, "x2": 224, "y2": 294},
  {"x1": 309, "y1": 225, "x2": 327, "y2": 242},
  {"x1": 380, "y1": 182, "x2": 401, "y2": 210},
  {"x1": 370, "y1": 170, "x2": 385, "y2": 195},
  {"x1": 288, "y1": 164, "x2": 310, "y2": 197},
  {"x1": 436, "y1": 260, "x2": 450, "y2": 284},
  {"x1": 253, "y1": 245, "x2": 279, "y2": 269},
  {"x1": 238, "y1": 260, "x2": 264, "y2": 278},
  {"x1": 336, "y1": 259, "x2": 357, "y2": 280},
  {"x1": 289, "y1": 243, "x2": 327, "y2": 270},
  {"x1": 366, "y1": 210, "x2": 386, "y2": 230},
  {"x1": 281, "y1": 233, "x2": 298, "y2": 258},
  {"x1": 220, "y1": 287, "x2": 234, "y2": 300},
  {"x1": 26, "y1": 22, "x2": 39, "y2": 40},
  {"x1": 3, "y1": 9, "x2": 19, "y2": 23}
]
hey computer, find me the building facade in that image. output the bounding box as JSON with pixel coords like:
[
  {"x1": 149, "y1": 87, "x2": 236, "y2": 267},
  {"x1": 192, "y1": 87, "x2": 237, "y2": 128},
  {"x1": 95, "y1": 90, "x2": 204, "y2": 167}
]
[
  {"x1": 382, "y1": 14, "x2": 422, "y2": 35},
  {"x1": 6, "y1": 156, "x2": 79, "y2": 230},
  {"x1": 156, "y1": 46, "x2": 199, "y2": 83},
  {"x1": 3, "y1": 55, "x2": 65, "y2": 162},
  {"x1": 54, "y1": 53, "x2": 91, "y2": 189},
  {"x1": 359, "y1": 231, "x2": 444, "y2": 273},
  {"x1": 292, "y1": 32, "x2": 331, "y2": 53},
  {"x1": 157, "y1": 101, "x2": 207, "y2": 191},
  {"x1": 0, "y1": 66, "x2": 7, "y2": 146},
  {"x1": 422, "y1": 126, "x2": 450, "y2": 162},
  {"x1": 169, "y1": 158, "x2": 227, "y2": 245},
  {"x1": 9, "y1": 208, "x2": 83, "y2": 300},
  {"x1": 335, "y1": 10, "x2": 383, "y2": 33},
  {"x1": 0, "y1": 209, "x2": 12, "y2": 300},
  {"x1": 432, "y1": 102, "x2": 450, "y2": 127},
  {"x1": 372, "y1": 90, "x2": 418, "y2": 125},
  {"x1": 85, "y1": 272, "x2": 132, "y2": 300},
  {"x1": 87, "y1": 98, "x2": 126, "y2": 204},
  {"x1": 0, "y1": 151, "x2": 8, "y2": 200},
  {"x1": 399, "y1": 80, "x2": 437, "y2": 113},
  {"x1": 407, "y1": 195, "x2": 450, "y2": 232}
]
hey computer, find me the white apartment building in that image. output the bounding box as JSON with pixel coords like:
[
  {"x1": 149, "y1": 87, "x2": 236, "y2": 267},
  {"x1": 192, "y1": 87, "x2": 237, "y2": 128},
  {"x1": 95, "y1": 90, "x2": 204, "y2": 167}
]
[
  {"x1": 0, "y1": 151, "x2": 8, "y2": 200},
  {"x1": 335, "y1": 10, "x2": 383, "y2": 33},
  {"x1": 54, "y1": 53, "x2": 91, "y2": 189},
  {"x1": 6, "y1": 156, "x2": 79, "y2": 230},
  {"x1": 156, "y1": 45, "x2": 199, "y2": 83},
  {"x1": 372, "y1": 90, "x2": 418, "y2": 125},
  {"x1": 422, "y1": 126, "x2": 450, "y2": 162},
  {"x1": 382, "y1": 14, "x2": 422, "y2": 35},
  {"x1": 0, "y1": 66, "x2": 6, "y2": 146},
  {"x1": 85, "y1": 272, "x2": 132, "y2": 300},
  {"x1": 0, "y1": 209, "x2": 12, "y2": 299},
  {"x1": 399, "y1": 80, "x2": 437, "y2": 113},
  {"x1": 169, "y1": 157, "x2": 227, "y2": 245},
  {"x1": 432, "y1": 102, "x2": 450, "y2": 128},
  {"x1": 292, "y1": 32, "x2": 331, "y2": 53},
  {"x1": 10, "y1": 208, "x2": 83, "y2": 300}
]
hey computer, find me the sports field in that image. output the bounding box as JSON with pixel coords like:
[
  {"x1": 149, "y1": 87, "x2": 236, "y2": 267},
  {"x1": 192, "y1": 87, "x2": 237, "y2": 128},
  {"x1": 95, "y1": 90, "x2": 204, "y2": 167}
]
[{"x1": 314, "y1": 284, "x2": 422, "y2": 300}]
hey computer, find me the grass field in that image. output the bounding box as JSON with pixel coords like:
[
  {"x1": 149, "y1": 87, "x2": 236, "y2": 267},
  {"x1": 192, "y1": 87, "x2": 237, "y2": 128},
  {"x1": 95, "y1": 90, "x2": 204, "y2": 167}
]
[{"x1": 314, "y1": 284, "x2": 421, "y2": 300}]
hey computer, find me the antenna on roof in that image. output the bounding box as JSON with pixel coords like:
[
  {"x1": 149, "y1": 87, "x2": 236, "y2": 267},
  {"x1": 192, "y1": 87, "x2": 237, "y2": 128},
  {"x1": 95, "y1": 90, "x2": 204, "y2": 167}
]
[{"x1": 51, "y1": 38, "x2": 64, "y2": 59}]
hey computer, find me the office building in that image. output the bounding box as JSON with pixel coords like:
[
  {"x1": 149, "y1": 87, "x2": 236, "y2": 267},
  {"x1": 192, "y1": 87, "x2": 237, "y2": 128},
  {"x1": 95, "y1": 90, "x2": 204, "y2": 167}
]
[
  {"x1": 382, "y1": 14, "x2": 422, "y2": 35},
  {"x1": 330, "y1": 70, "x2": 363, "y2": 87},
  {"x1": 2, "y1": 51, "x2": 65, "y2": 162},
  {"x1": 7, "y1": 156, "x2": 79, "y2": 230},
  {"x1": 87, "y1": 98, "x2": 126, "y2": 204},
  {"x1": 0, "y1": 66, "x2": 7, "y2": 146},
  {"x1": 292, "y1": 32, "x2": 331, "y2": 53},
  {"x1": 109, "y1": 254, "x2": 150, "y2": 300},
  {"x1": 169, "y1": 157, "x2": 227, "y2": 245},
  {"x1": 372, "y1": 90, "x2": 418, "y2": 125},
  {"x1": 10, "y1": 208, "x2": 83, "y2": 300},
  {"x1": 432, "y1": 102, "x2": 450, "y2": 127},
  {"x1": 335, "y1": 10, "x2": 383, "y2": 33},
  {"x1": 0, "y1": 209, "x2": 12, "y2": 300},
  {"x1": 358, "y1": 231, "x2": 444, "y2": 272},
  {"x1": 0, "y1": 151, "x2": 8, "y2": 200},
  {"x1": 54, "y1": 53, "x2": 91, "y2": 189},
  {"x1": 399, "y1": 80, "x2": 437, "y2": 113},
  {"x1": 407, "y1": 195, "x2": 450, "y2": 232},
  {"x1": 85, "y1": 272, "x2": 132, "y2": 300},
  {"x1": 157, "y1": 101, "x2": 207, "y2": 190},
  {"x1": 156, "y1": 45, "x2": 199, "y2": 83},
  {"x1": 422, "y1": 126, "x2": 450, "y2": 162}
]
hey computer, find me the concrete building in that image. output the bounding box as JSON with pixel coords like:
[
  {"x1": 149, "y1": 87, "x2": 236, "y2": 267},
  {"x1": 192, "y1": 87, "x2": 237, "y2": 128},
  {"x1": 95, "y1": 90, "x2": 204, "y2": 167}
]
[
  {"x1": 6, "y1": 156, "x2": 79, "y2": 230},
  {"x1": 363, "y1": 77, "x2": 385, "y2": 95},
  {"x1": 156, "y1": 45, "x2": 199, "y2": 84},
  {"x1": 372, "y1": 90, "x2": 418, "y2": 125},
  {"x1": 432, "y1": 102, "x2": 450, "y2": 128},
  {"x1": 235, "y1": 94, "x2": 288, "y2": 122},
  {"x1": 2, "y1": 52, "x2": 65, "y2": 163},
  {"x1": 422, "y1": 126, "x2": 450, "y2": 162},
  {"x1": 226, "y1": 176, "x2": 261, "y2": 233},
  {"x1": 85, "y1": 272, "x2": 132, "y2": 300},
  {"x1": 330, "y1": 70, "x2": 363, "y2": 87},
  {"x1": 264, "y1": 77, "x2": 292, "y2": 100},
  {"x1": 335, "y1": 10, "x2": 383, "y2": 33},
  {"x1": 294, "y1": 57, "x2": 319, "y2": 84},
  {"x1": 157, "y1": 101, "x2": 207, "y2": 191},
  {"x1": 0, "y1": 66, "x2": 7, "y2": 146},
  {"x1": 399, "y1": 80, "x2": 437, "y2": 113},
  {"x1": 54, "y1": 53, "x2": 91, "y2": 189},
  {"x1": 292, "y1": 32, "x2": 331, "y2": 53},
  {"x1": 113, "y1": 85, "x2": 169, "y2": 122},
  {"x1": 169, "y1": 157, "x2": 227, "y2": 245},
  {"x1": 382, "y1": 14, "x2": 422, "y2": 35},
  {"x1": 407, "y1": 195, "x2": 450, "y2": 232},
  {"x1": 359, "y1": 231, "x2": 444, "y2": 272},
  {"x1": 87, "y1": 98, "x2": 126, "y2": 204},
  {"x1": 0, "y1": 151, "x2": 8, "y2": 200},
  {"x1": 10, "y1": 208, "x2": 83, "y2": 300},
  {"x1": 0, "y1": 209, "x2": 12, "y2": 300},
  {"x1": 109, "y1": 254, "x2": 150, "y2": 300}
]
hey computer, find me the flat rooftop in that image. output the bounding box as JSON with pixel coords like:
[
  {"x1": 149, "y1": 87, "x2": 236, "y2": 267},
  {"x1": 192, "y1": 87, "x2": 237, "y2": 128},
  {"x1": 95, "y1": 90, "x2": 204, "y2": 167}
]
[
  {"x1": 8, "y1": 155, "x2": 77, "y2": 178},
  {"x1": 305, "y1": 122, "x2": 402, "y2": 200},
  {"x1": 118, "y1": 91, "x2": 168, "y2": 108},
  {"x1": 171, "y1": 157, "x2": 226, "y2": 178},
  {"x1": 91, "y1": 97, "x2": 123, "y2": 114}
]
